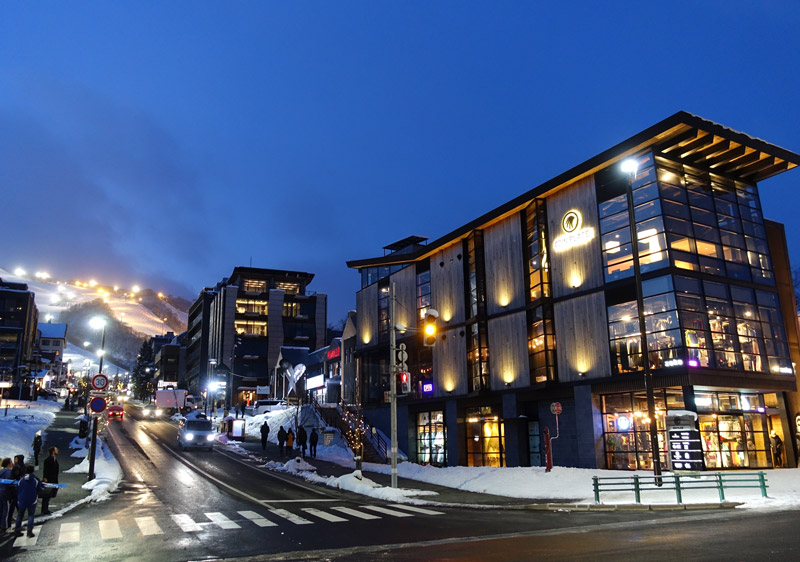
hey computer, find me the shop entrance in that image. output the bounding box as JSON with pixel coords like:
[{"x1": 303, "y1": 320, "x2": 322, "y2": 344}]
[{"x1": 465, "y1": 407, "x2": 504, "y2": 467}]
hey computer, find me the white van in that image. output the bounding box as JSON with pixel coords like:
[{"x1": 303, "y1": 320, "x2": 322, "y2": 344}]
[{"x1": 253, "y1": 399, "x2": 287, "y2": 415}]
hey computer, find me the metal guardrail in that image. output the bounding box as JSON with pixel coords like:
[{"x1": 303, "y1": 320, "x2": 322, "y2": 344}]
[{"x1": 592, "y1": 472, "x2": 768, "y2": 504}]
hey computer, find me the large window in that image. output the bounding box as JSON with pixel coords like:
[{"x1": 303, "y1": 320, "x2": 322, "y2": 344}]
[
  {"x1": 527, "y1": 305, "x2": 555, "y2": 383},
  {"x1": 378, "y1": 282, "x2": 390, "y2": 340},
  {"x1": 465, "y1": 407, "x2": 504, "y2": 467},
  {"x1": 416, "y1": 261, "x2": 431, "y2": 320},
  {"x1": 695, "y1": 392, "x2": 771, "y2": 468},
  {"x1": 236, "y1": 300, "x2": 268, "y2": 315},
  {"x1": 465, "y1": 232, "x2": 489, "y2": 392},
  {"x1": 416, "y1": 411, "x2": 446, "y2": 466},
  {"x1": 242, "y1": 279, "x2": 266, "y2": 293},
  {"x1": 602, "y1": 390, "x2": 682, "y2": 470},
  {"x1": 234, "y1": 320, "x2": 267, "y2": 336},
  {"x1": 523, "y1": 199, "x2": 550, "y2": 302}
]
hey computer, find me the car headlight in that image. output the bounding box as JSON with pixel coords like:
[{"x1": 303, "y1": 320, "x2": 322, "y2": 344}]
[
  {"x1": 143, "y1": 409, "x2": 150, "y2": 415},
  {"x1": 155, "y1": 409, "x2": 163, "y2": 416},
  {"x1": 185, "y1": 433, "x2": 194, "y2": 441},
  {"x1": 206, "y1": 434, "x2": 215, "y2": 442}
]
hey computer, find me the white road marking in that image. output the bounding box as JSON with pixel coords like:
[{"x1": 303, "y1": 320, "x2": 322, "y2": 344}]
[
  {"x1": 330, "y1": 506, "x2": 381, "y2": 520},
  {"x1": 59, "y1": 522, "x2": 81, "y2": 543},
  {"x1": 301, "y1": 508, "x2": 348, "y2": 523},
  {"x1": 238, "y1": 510, "x2": 277, "y2": 527},
  {"x1": 388, "y1": 504, "x2": 445, "y2": 515},
  {"x1": 172, "y1": 514, "x2": 203, "y2": 532},
  {"x1": 99, "y1": 519, "x2": 123, "y2": 539},
  {"x1": 13, "y1": 532, "x2": 38, "y2": 547},
  {"x1": 269, "y1": 508, "x2": 313, "y2": 525},
  {"x1": 360, "y1": 505, "x2": 414, "y2": 517},
  {"x1": 135, "y1": 516, "x2": 164, "y2": 536},
  {"x1": 205, "y1": 512, "x2": 241, "y2": 529}
]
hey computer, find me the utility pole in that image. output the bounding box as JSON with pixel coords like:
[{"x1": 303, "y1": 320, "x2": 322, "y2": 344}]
[{"x1": 389, "y1": 282, "x2": 398, "y2": 489}]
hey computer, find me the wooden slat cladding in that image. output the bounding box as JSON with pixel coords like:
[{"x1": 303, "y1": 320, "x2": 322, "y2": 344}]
[
  {"x1": 430, "y1": 243, "x2": 466, "y2": 325},
  {"x1": 484, "y1": 213, "x2": 526, "y2": 316},
  {"x1": 391, "y1": 265, "x2": 417, "y2": 332},
  {"x1": 546, "y1": 175, "x2": 604, "y2": 299},
  {"x1": 553, "y1": 291, "x2": 611, "y2": 382},
  {"x1": 356, "y1": 284, "x2": 379, "y2": 348},
  {"x1": 432, "y1": 321, "x2": 468, "y2": 396},
  {"x1": 487, "y1": 311, "x2": 528, "y2": 390}
]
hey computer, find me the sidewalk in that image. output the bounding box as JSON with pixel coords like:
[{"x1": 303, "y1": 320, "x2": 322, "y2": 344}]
[
  {"x1": 226, "y1": 437, "x2": 573, "y2": 509},
  {"x1": 37, "y1": 407, "x2": 93, "y2": 517}
]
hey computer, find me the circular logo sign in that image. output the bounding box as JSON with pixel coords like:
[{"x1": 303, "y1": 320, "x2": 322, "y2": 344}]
[
  {"x1": 550, "y1": 402, "x2": 563, "y2": 415},
  {"x1": 92, "y1": 374, "x2": 109, "y2": 391},
  {"x1": 562, "y1": 210, "x2": 582, "y2": 233},
  {"x1": 90, "y1": 396, "x2": 107, "y2": 413}
]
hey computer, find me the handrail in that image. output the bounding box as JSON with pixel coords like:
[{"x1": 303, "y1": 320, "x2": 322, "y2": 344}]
[{"x1": 592, "y1": 472, "x2": 769, "y2": 504}]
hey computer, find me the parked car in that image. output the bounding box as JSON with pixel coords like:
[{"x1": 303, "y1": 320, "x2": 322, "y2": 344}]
[
  {"x1": 177, "y1": 415, "x2": 215, "y2": 451},
  {"x1": 252, "y1": 399, "x2": 287, "y2": 415}
]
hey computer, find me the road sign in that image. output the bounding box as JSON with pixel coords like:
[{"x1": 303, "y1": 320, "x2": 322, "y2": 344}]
[
  {"x1": 90, "y1": 396, "x2": 107, "y2": 413},
  {"x1": 550, "y1": 402, "x2": 562, "y2": 415},
  {"x1": 92, "y1": 374, "x2": 109, "y2": 391}
]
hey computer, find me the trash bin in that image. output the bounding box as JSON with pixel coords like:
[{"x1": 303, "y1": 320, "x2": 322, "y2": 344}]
[{"x1": 323, "y1": 429, "x2": 335, "y2": 447}]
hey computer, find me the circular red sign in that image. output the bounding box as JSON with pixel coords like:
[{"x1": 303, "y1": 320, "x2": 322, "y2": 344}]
[
  {"x1": 90, "y1": 396, "x2": 107, "y2": 413},
  {"x1": 550, "y1": 402, "x2": 562, "y2": 415},
  {"x1": 92, "y1": 374, "x2": 109, "y2": 391}
]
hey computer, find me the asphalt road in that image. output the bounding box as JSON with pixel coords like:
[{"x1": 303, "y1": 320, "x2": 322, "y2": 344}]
[{"x1": 4, "y1": 408, "x2": 792, "y2": 561}]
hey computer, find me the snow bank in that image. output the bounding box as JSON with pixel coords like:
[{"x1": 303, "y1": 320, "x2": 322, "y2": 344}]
[
  {"x1": 65, "y1": 438, "x2": 122, "y2": 502},
  {"x1": 0, "y1": 400, "x2": 61, "y2": 461}
]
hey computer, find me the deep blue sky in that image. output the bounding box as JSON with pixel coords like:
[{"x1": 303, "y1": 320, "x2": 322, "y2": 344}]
[{"x1": 2, "y1": 3, "x2": 799, "y2": 324}]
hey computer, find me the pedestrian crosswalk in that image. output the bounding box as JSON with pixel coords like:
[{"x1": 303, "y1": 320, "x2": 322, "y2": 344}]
[{"x1": 12, "y1": 503, "x2": 444, "y2": 549}]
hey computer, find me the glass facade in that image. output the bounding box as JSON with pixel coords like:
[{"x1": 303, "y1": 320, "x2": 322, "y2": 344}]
[
  {"x1": 465, "y1": 232, "x2": 489, "y2": 392},
  {"x1": 524, "y1": 200, "x2": 556, "y2": 384},
  {"x1": 695, "y1": 391, "x2": 771, "y2": 468},
  {"x1": 416, "y1": 410, "x2": 446, "y2": 466}
]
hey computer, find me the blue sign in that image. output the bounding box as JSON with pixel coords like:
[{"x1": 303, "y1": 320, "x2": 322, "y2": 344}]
[
  {"x1": 616, "y1": 416, "x2": 631, "y2": 432},
  {"x1": 422, "y1": 381, "x2": 433, "y2": 394},
  {"x1": 90, "y1": 396, "x2": 107, "y2": 413}
]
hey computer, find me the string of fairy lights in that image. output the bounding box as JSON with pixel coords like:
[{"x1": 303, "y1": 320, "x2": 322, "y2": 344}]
[{"x1": 340, "y1": 404, "x2": 369, "y2": 452}]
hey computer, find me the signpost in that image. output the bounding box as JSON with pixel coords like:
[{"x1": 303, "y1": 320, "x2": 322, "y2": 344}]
[
  {"x1": 91, "y1": 374, "x2": 109, "y2": 391},
  {"x1": 90, "y1": 396, "x2": 107, "y2": 413},
  {"x1": 666, "y1": 410, "x2": 703, "y2": 471}
]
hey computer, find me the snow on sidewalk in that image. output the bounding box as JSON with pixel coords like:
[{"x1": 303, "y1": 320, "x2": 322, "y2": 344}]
[
  {"x1": 0, "y1": 399, "x2": 61, "y2": 461},
  {"x1": 65, "y1": 433, "x2": 123, "y2": 502}
]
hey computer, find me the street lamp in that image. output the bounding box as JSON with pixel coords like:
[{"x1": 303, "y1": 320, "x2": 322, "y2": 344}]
[
  {"x1": 87, "y1": 316, "x2": 106, "y2": 481},
  {"x1": 621, "y1": 157, "x2": 662, "y2": 481},
  {"x1": 206, "y1": 358, "x2": 217, "y2": 415}
]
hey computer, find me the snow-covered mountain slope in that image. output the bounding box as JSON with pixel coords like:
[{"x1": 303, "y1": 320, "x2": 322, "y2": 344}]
[{"x1": 0, "y1": 266, "x2": 188, "y2": 337}]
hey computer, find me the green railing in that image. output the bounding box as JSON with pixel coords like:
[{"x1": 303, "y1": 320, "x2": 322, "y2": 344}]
[{"x1": 592, "y1": 472, "x2": 768, "y2": 504}]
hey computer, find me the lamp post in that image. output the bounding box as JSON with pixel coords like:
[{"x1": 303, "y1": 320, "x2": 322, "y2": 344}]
[
  {"x1": 88, "y1": 316, "x2": 106, "y2": 482},
  {"x1": 621, "y1": 157, "x2": 662, "y2": 481}
]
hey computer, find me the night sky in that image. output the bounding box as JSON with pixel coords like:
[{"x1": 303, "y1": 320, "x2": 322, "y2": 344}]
[{"x1": 2, "y1": 3, "x2": 799, "y2": 323}]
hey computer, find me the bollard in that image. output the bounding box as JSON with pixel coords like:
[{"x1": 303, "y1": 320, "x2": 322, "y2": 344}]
[
  {"x1": 633, "y1": 475, "x2": 641, "y2": 504},
  {"x1": 592, "y1": 476, "x2": 600, "y2": 503},
  {"x1": 674, "y1": 473, "x2": 683, "y2": 504}
]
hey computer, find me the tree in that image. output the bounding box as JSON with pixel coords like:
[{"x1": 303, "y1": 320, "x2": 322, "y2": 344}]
[{"x1": 131, "y1": 340, "x2": 155, "y2": 401}]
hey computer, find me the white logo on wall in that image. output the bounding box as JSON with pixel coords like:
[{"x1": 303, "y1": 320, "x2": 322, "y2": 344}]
[{"x1": 553, "y1": 209, "x2": 595, "y2": 252}]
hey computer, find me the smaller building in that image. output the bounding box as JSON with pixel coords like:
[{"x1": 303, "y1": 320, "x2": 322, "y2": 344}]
[
  {"x1": 306, "y1": 337, "x2": 343, "y2": 404},
  {"x1": 0, "y1": 278, "x2": 39, "y2": 396},
  {"x1": 37, "y1": 322, "x2": 68, "y2": 385}
]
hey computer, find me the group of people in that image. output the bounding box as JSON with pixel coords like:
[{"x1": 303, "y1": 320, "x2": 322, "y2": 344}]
[
  {"x1": 0, "y1": 440, "x2": 60, "y2": 538},
  {"x1": 265, "y1": 423, "x2": 318, "y2": 458}
]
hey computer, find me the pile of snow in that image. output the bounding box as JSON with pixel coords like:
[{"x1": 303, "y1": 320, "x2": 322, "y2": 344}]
[
  {"x1": 0, "y1": 400, "x2": 61, "y2": 461},
  {"x1": 65, "y1": 437, "x2": 123, "y2": 502}
]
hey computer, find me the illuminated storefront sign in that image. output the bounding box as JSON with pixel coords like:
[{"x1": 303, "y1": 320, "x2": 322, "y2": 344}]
[
  {"x1": 306, "y1": 374, "x2": 325, "y2": 389},
  {"x1": 552, "y1": 209, "x2": 595, "y2": 252},
  {"x1": 326, "y1": 347, "x2": 341, "y2": 360},
  {"x1": 666, "y1": 410, "x2": 703, "y2": 471},
  {"x1": 422, "y1": 381, "x2": 434, "y2": 394}
]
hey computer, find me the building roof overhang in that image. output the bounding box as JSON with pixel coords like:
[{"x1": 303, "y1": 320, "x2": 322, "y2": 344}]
[{"x1": 347, "y1": 111, "x2": 800, "y2": 269}]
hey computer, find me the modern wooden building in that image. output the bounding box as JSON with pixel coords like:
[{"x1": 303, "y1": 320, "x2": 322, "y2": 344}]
[{"x1": 347, "y1": 112, "x2": 800, "y2": 471}]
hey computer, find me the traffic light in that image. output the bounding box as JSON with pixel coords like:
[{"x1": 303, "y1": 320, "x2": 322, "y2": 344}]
[
  {"x1": 399, "y1": 371, "x2": 411, "y2": 394},
  {"x1": 423, "y1": 309, "x2": 439, "y2": 347}
]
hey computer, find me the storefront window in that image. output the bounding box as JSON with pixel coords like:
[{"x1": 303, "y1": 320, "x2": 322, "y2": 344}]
[
  {"x1": 465, "y1": 407, "x2": 504, "y2": 467},
  {"x1": 416, "y1": 411, "x2": 446, "y2": 467},
  {"x1": 523, "y1": 199, "x2": 550, "y2": 302}
]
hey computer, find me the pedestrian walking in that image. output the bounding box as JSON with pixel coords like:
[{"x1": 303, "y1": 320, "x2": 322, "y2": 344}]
[
  {"x1": 32, "y1": 433, "x2": 42, "y2": 467},
  {"x1": 277, "y1": 426, "x2": 287, "y2": 457},
  {"x1": 297, "y1": 426, "x2": 307, "y2": 457},
  {"x1": 286, "y1": 428, "x2": 295, "y2": 455},
  {"x1": 14, "y1": 466, "x2": 42, "y2": 537},
  {"x1": 770, "y1": 430, "x2": 784, "y2": 467},
  {"x1": 309, "y1": 428, "x2": 318, "y2": 458},
  {"x1": 260, "y1": 421, "x2": 270, "y2": 451},
  {"x1": 6, "y1": 455, "x2": 24, "y2": 527},
  {"x1": 41, "y1": 447, "x2": 59, "y2": 515},
  {"x1": 0, "y1": 458, "x2": 12, "y2": 532}
]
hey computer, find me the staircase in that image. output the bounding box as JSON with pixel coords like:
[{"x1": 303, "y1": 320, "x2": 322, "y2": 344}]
[{"x1": 311, "y1": 397, "x2": 387, "y2": 464}]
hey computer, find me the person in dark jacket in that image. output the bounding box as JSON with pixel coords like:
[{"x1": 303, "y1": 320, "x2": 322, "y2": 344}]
[
  {"x1": 297, "y1": 426, "x2": 308, "y2": 457},
  {"x1": 260, "y1": 422, "x2": 270, "y2": 451},
  {"x1": 309, "y1": 428, "x2": 318, "y2": 459},
  {"x1": 41, "y1": 447, "x2": 59, "y2": 515},
  {"x1": 0, "y1": 458, "x2": 12, "y2": 532},
  {"x1": 6, "y1": 455, "x2": 24, "y2": 527},
  {"x1": 277, "y1": 426, "x2": 287, "y2": 457},
  {"x1": 770, "y1": 430, "x2": 784, "y2": 467},
  {"x1": 32, "y1": 433, "x2": 42, "y2": 467},
  {"x1": 15, "y1": 465, "x2": 42, "y2": 537}
]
